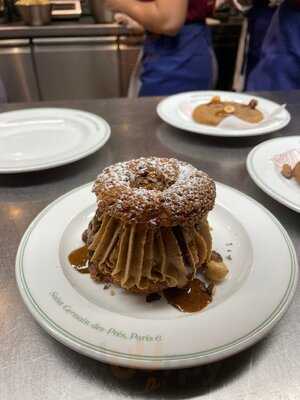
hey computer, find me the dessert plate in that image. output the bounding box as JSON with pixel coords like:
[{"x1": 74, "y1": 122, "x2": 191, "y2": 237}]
[
  {"x1": 157, "y1": 91, "x2": 290, "y2": 137},
  {"x1": 0, "y1": 108, "x2": 110, "y2": 173},
  {"x1": 16, "y1": 182, "x2": 298, "y2": 369},
  {"x1": 247, "y1": 136, "x2": 300, "y2": 212}
]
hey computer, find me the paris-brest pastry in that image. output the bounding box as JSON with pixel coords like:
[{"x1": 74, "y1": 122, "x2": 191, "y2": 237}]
[{"x1": 83, "y1": 157, "x2": 224, "y2": 294}]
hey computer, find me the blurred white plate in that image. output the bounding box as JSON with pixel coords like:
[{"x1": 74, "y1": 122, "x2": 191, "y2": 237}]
[
  {"x1": 0, "y1": 108, "x2": 110, "y2": 173},
  {"x1": 157, "y1": 91, "x2": 290, "y2": 137},
  {"x1": 16, "y1": 182, "x2": 298, "y2": 369},
  {"x1": 247, "y1": 136, "x2": 300, "y2": 212}
]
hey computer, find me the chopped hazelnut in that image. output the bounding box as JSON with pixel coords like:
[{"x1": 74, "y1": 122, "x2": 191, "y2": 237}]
[
  {"x1": 281, "y1": 164, "x2": 293, "y2": 179},
  {"x1": 210, "y1": 96, "x2": 221, "y2": 104},
  {"x1": 249, "y1": 99, "x2": 258, "y2": 109},
  {"x1": 205, "y1": 260, "x2": 229, "y2": 282}
]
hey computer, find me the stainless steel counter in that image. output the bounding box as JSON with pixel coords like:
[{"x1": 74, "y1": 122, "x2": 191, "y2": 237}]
[
  {"x1": 0, "y1": 93, "x2": 299, "y2": 400},
  {"x1": 0, "y1": 16, "x2": 242, "y2": 39},
  {"x1": 0, "y1": 19, "x2": 131, "y2": 39}
]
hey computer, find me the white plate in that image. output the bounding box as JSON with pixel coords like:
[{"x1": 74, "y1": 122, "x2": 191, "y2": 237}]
[
  {"x1": 247, "y1": 136, "x2": 300, "y2": 212},
  {"x1": 16, "y1": 182, "x2": 298, "y2": 369},
  {"x1": 0, "y1": 108, "x2": 110, "y2": 173},
  {"x1": 157, "y1": 91, "x2": 291, "y2": 137}
]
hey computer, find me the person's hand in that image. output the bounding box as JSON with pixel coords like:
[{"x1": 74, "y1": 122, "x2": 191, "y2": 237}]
[{"x1": 114, "y1": 13, "x2": 145, "y2": 33}]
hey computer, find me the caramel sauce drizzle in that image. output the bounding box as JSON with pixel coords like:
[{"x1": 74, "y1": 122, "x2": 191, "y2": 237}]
[
  {"x1": 68, "y1": 245, "x2": 89, "y2": 273},
  {"x1": 163, "y1": 279, "x2": 212, "y2": 313},
  {"x1": 69, "y1": 247, "x2": 212, "y2": 312}
]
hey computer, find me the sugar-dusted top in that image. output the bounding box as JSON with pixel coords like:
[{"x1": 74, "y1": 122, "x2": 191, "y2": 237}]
[{"x1": 93, "y1": 157, "x2": 216, "y2": 226}]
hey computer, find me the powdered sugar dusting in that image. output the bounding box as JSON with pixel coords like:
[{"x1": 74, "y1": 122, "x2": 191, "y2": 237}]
[{"x1": 93, "y1": 157, "x2": 215, "y2": 226}]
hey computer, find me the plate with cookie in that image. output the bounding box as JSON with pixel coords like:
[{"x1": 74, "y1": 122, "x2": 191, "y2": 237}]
[
  {"x1": 157, "y1": 91, "x2": 290, "y2": 137},
  {"x1": 16, "y1": 157, "x2": 298, "y2": 369},
  {"x1": 247, "y1": 136, "x2": 300, "y2": 212}
]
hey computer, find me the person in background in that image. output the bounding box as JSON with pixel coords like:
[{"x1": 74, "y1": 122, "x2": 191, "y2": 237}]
[
  {"x1": 247, "y1": 0, "x2": 300, "y2": 91},
  {"x1": 105, "y1": 0, "x2": 217, "y2": 96},
  {"x1": 232, "y1": 0, "x2": 280, "y2": 91}
]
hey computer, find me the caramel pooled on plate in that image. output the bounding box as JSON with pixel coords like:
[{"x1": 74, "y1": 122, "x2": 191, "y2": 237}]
[{"x1": 192, "y1": 96, "x2": 264, "y2": 126}]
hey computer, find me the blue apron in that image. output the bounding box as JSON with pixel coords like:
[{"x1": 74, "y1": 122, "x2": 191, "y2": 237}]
[
  {"x1": 139, "y1": 22, "x2": 214, "y2": 97},
  {"x1": 246, "y1": 0, "x2": 276, "y2": 78},
  {"x1": 247, "y1": 1, "x2": 300, "y2": 91}
]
